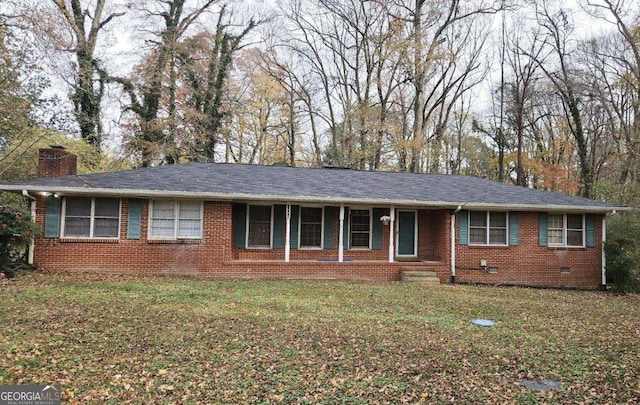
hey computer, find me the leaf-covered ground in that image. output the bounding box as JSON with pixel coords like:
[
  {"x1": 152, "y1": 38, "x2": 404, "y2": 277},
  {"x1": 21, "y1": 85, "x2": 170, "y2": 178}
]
[{"x1": 1, "y1": 272, "x2": 639, "y2": 403}]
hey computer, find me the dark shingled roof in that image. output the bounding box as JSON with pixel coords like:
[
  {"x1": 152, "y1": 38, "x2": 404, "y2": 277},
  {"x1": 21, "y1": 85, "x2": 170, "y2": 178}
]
[{"x1": 0, "y1": 162, "x2": 627, "y2": 213}]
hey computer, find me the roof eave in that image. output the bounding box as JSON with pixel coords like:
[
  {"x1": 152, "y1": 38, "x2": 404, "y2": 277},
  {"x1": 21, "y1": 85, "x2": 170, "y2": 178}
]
[
  {"x1": 4, "y1": 185, "x2": 630, "y2": 214},
  {"x1": 459, "y1": 202, "x2": 631, "y2": 214}
]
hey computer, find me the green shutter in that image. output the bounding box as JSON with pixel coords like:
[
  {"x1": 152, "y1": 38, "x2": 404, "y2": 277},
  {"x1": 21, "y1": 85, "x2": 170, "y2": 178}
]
[
  {"x1": 539, "y1": 212, "x2": 548, "y2": 247},
  {"x1": 290, "y1": 205, "x2": 299, "y2": 249},
  {"x1": 323, "y1": 206, "x2": 336, "y2": 249},
  {"x1": 342, "y1": 207, "x2": 350, "y2": 249},
  {"x1": 372, "y1": 208, "x2": 384, "y2": 250},
  {"x1": 232, "y1": 203, "x2": 247, "y2": 248},
  {"x1": 458, "y1": 210, "x2": 469, "y2": 245},
  {"x1": 508, "y1": 212, "x2": 519, "y2": 246},
  {"x1": 44, "y1": 195, "x2": 62, "y2": 238},
  {"x1": 586, "y1": 214, "x2": 596, "y2": 247},
  {"x1": 273, "y1": 205, "x2": 286, "y2": 248},
  {"x1": 127, "y1": 199, "x2": 143, "y2": 239}
]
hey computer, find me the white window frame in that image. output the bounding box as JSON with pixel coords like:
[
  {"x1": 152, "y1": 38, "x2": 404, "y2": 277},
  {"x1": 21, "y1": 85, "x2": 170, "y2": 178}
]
[
  {"x1": 349, "y1": 207, "x2": 372, "y2": 250},
  {"x1": 298, "y1": 205, "x2": 324, "y2": 250},
  {"x1": 148, "y1": 200, "x2": 203, "y2": 240},
  {"x1": 61, "y1": 197, "x2": 121, "y2": 239},
  {"x1": 468, "y1": 211, "x2": 509, "y2": 246},
  {"x1": 246, "y1": 204, "x2": 274, "y2": 249},
  {"x1": 548, "y1": 213, "x2": 585, "y2": 248}
]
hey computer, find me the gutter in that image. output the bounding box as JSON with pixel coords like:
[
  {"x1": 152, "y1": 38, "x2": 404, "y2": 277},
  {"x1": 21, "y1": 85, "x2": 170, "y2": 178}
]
[
  {"x1": 21, "y1": 190, "x2": 36, "y2": 265},
  {"x1": 1, "y1": 185, "x2": 630, "y2": 214}
]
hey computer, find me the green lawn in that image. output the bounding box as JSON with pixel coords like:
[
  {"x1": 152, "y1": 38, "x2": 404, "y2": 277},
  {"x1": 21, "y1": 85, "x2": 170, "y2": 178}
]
[{"x1": 1, "y1": 272, "x2": 639, "y2": 403}]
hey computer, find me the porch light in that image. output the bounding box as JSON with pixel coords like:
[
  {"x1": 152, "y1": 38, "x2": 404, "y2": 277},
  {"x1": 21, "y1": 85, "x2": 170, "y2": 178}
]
[{"x1": 380, "y1": 215, "x2": 391, "y2": 226}]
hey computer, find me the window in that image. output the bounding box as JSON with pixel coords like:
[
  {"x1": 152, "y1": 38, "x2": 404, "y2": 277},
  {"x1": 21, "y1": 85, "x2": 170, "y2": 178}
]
[
  {"x1": 149, "y1": 200, "x2": 202, "y2": 239},
  {"x1": 469, "y1": 211, "x2": 507, "y2": 245},
  {"x1": 567, "y1": 215, "x2": 584, "y2": 246},
  {"x1": 178, "y1": 201, "x2": 202, "y2": 238},
  {"x1": 63, "y1": 197, "x2": 120, "y2": 238},
  {"x1": 350, "y1": 209, "x2": 371, "y2": 249},
  {"x1": 548, "y1": 214, "x2": 584, "y2": 247},
  {"x1": 548, "y1": 214, "x2": 564, "y2": 245},
  {"x1": 300, "y1": 207, "x2": 323, "y2": 248},
  {"x1": 247, "y1": 205, "x2": 272, "y2": 248}
]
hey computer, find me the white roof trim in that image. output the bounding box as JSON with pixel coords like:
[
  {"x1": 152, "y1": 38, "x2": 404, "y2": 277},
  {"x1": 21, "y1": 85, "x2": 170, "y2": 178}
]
[{"x1": 8, "y1": 185, "x2": 629, "y2": 214}]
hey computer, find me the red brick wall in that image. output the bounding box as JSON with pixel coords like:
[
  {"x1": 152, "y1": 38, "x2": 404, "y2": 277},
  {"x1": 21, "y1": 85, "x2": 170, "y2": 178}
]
[
  {"x1": 34, "y1": 199, "x2": 233, "y2": 275},
  {"x1": 454, "y1": 211, "x2": 603, "y2": 288},
  {"x1": 418, "y1": 210, "x2": 450, "y2": 262},
  {"x1": 34, "y1": 198, "x2": 443, "y2": 281},
  {"x1": 31, "y1": 197, "x2": 603, "y2": 288}
]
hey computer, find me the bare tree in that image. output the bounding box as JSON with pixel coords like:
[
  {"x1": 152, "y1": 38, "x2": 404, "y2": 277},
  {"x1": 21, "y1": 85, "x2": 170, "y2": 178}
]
[
  {"x1": 34, "y1": 0, "x2": 126, "y2": 148},
  {"x1": 527, "y1": 1, "x2": 593, "y2": 197},
  {"x1": 280, "y1": 0, "x2": 409, "y2": 169},
  {"x1": 180, "y1": 7, "x2": 258, "y2": 162},
  {"x1": 583, "y1": 0, "x2": 640, "y2": 185},
  {"x1": 399, "y1": 0, "x2": 503, "y2": 173},
  {"x1": 505, "y1": 25, "x2": 544, "y2": 186},
  {"x1": 114, "y1": 0, "x2": 220, "y2": 166}
]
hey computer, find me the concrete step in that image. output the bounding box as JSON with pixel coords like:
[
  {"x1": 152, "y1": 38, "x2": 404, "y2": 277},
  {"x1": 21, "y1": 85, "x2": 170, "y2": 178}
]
[{"x1": 400, "y1": 268, "x2": 440, "y2": 284}]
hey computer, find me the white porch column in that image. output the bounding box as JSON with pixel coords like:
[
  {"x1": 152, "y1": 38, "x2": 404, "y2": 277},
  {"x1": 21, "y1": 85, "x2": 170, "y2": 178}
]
[
  {"x1": 601, "y1": 216, "x2": 607, "y2": 286},
  {"x1": 450, "y1": 213, "x2": 456, "y2": 281},
  {"x1": 388, "y1": 206, "x2": 395, "y2": 263},
  {"x1": 338, "y1": 204, "x2": 345, "y2": 263},
  {"x1": 284, "y1": 203, "x2": 291, "y2": 263}
]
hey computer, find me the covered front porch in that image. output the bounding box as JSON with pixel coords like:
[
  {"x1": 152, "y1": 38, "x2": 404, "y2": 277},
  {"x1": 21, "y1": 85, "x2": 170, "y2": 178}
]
[{"x1": 231, "y1": 203, "x2": 455, "y2": 281}]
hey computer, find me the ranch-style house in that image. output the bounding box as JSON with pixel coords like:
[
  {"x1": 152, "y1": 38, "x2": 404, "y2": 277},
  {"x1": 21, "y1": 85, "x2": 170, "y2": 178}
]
[{"x1": 0, "y1": 147, "x2": 630, "y2": 289}]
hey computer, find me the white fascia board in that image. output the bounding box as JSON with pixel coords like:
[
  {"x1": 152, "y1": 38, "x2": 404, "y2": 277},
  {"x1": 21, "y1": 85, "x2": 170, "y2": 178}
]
[
  {"x1": 456, "y1": 202, "x2": 632, "y2": 214},
  {"x1": 5, "y1": 185, "x2": 630, "y2": 214}
]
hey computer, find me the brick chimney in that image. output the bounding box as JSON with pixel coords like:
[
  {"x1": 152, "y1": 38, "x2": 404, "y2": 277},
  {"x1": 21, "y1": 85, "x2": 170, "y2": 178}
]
[{"x1": 37, "y1": 146, "x2": 77, "y2": 178}]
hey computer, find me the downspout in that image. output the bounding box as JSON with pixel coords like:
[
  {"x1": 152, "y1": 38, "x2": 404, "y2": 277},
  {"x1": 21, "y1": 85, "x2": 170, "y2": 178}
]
[
  {"x1": 338, "y1": 204, "x2": 345, "y2": 263},
  {"x1": 601, "y1": 210, "x2": 616, "y2": 290},
  {"x1": 22, "y1": 190, "x2": 36, "y2": 266},
  {"x1": 451, "y1": 205, "x2": 462, "y2": 283}
]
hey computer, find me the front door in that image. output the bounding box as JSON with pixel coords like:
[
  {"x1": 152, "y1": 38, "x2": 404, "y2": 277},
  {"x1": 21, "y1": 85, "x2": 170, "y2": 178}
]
[{"x1": 396, "y1": 210, "x2": 417, "y2": 257}]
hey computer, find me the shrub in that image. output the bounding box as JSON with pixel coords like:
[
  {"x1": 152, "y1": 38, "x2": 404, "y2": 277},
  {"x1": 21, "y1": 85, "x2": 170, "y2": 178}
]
[
  {"x1": 0, "y1": 206, "x2": 39, "y2": 278},
  {"x1": 605, "y1": 211, "x2": 640, "y2": 293}
]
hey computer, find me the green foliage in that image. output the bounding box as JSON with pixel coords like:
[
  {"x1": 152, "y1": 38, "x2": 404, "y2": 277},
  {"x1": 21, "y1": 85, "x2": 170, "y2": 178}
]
[
  {"x1": 595, "y1": 180, "x2": 640, "y2": 292},
  {"x1": 271, "y1": 160, "x2": 291, "y2": 167},
  {"x1": 322, "y1": 141, "x2": 348, "y2": 168},
  {"x1": 0, "y1": 23, "x2": 38, "y2": 147},
  {"x1": 0, "y1": 206, "x2": 39, "y2": 277},
  {"x1": 0, "y1": 129, "x2": 131, "y2": 182},
  {"x1": 605, "y1": 211, "x2": 640, "y2": 293},
  {"x1": 593, "y1": 181, "x2": 640, "y2": 207}
]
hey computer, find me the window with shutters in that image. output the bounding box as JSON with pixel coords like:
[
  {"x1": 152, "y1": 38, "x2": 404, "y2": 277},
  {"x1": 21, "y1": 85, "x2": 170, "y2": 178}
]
[
  {"x1": 469, "y1": 211, "x2": 508, "y2": 245},
  {"x1": 149, "y1": 200, "x2": 202, "y2": 240},
  {"x1": 350, "y1": 209, "x2": 371, "y2": 249},
  {"x1": 548, "y1": 214, "x2": 584, "y2": 247},
  {"x1": 62, "y1": 197, "x2": 120, "y2": 238},
  {"x1": 299, "y1": 207, "x2": 323, "y2": 249},
  {"x1": 247, "y1": 205, "x2": 272, "y2": 248}
]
